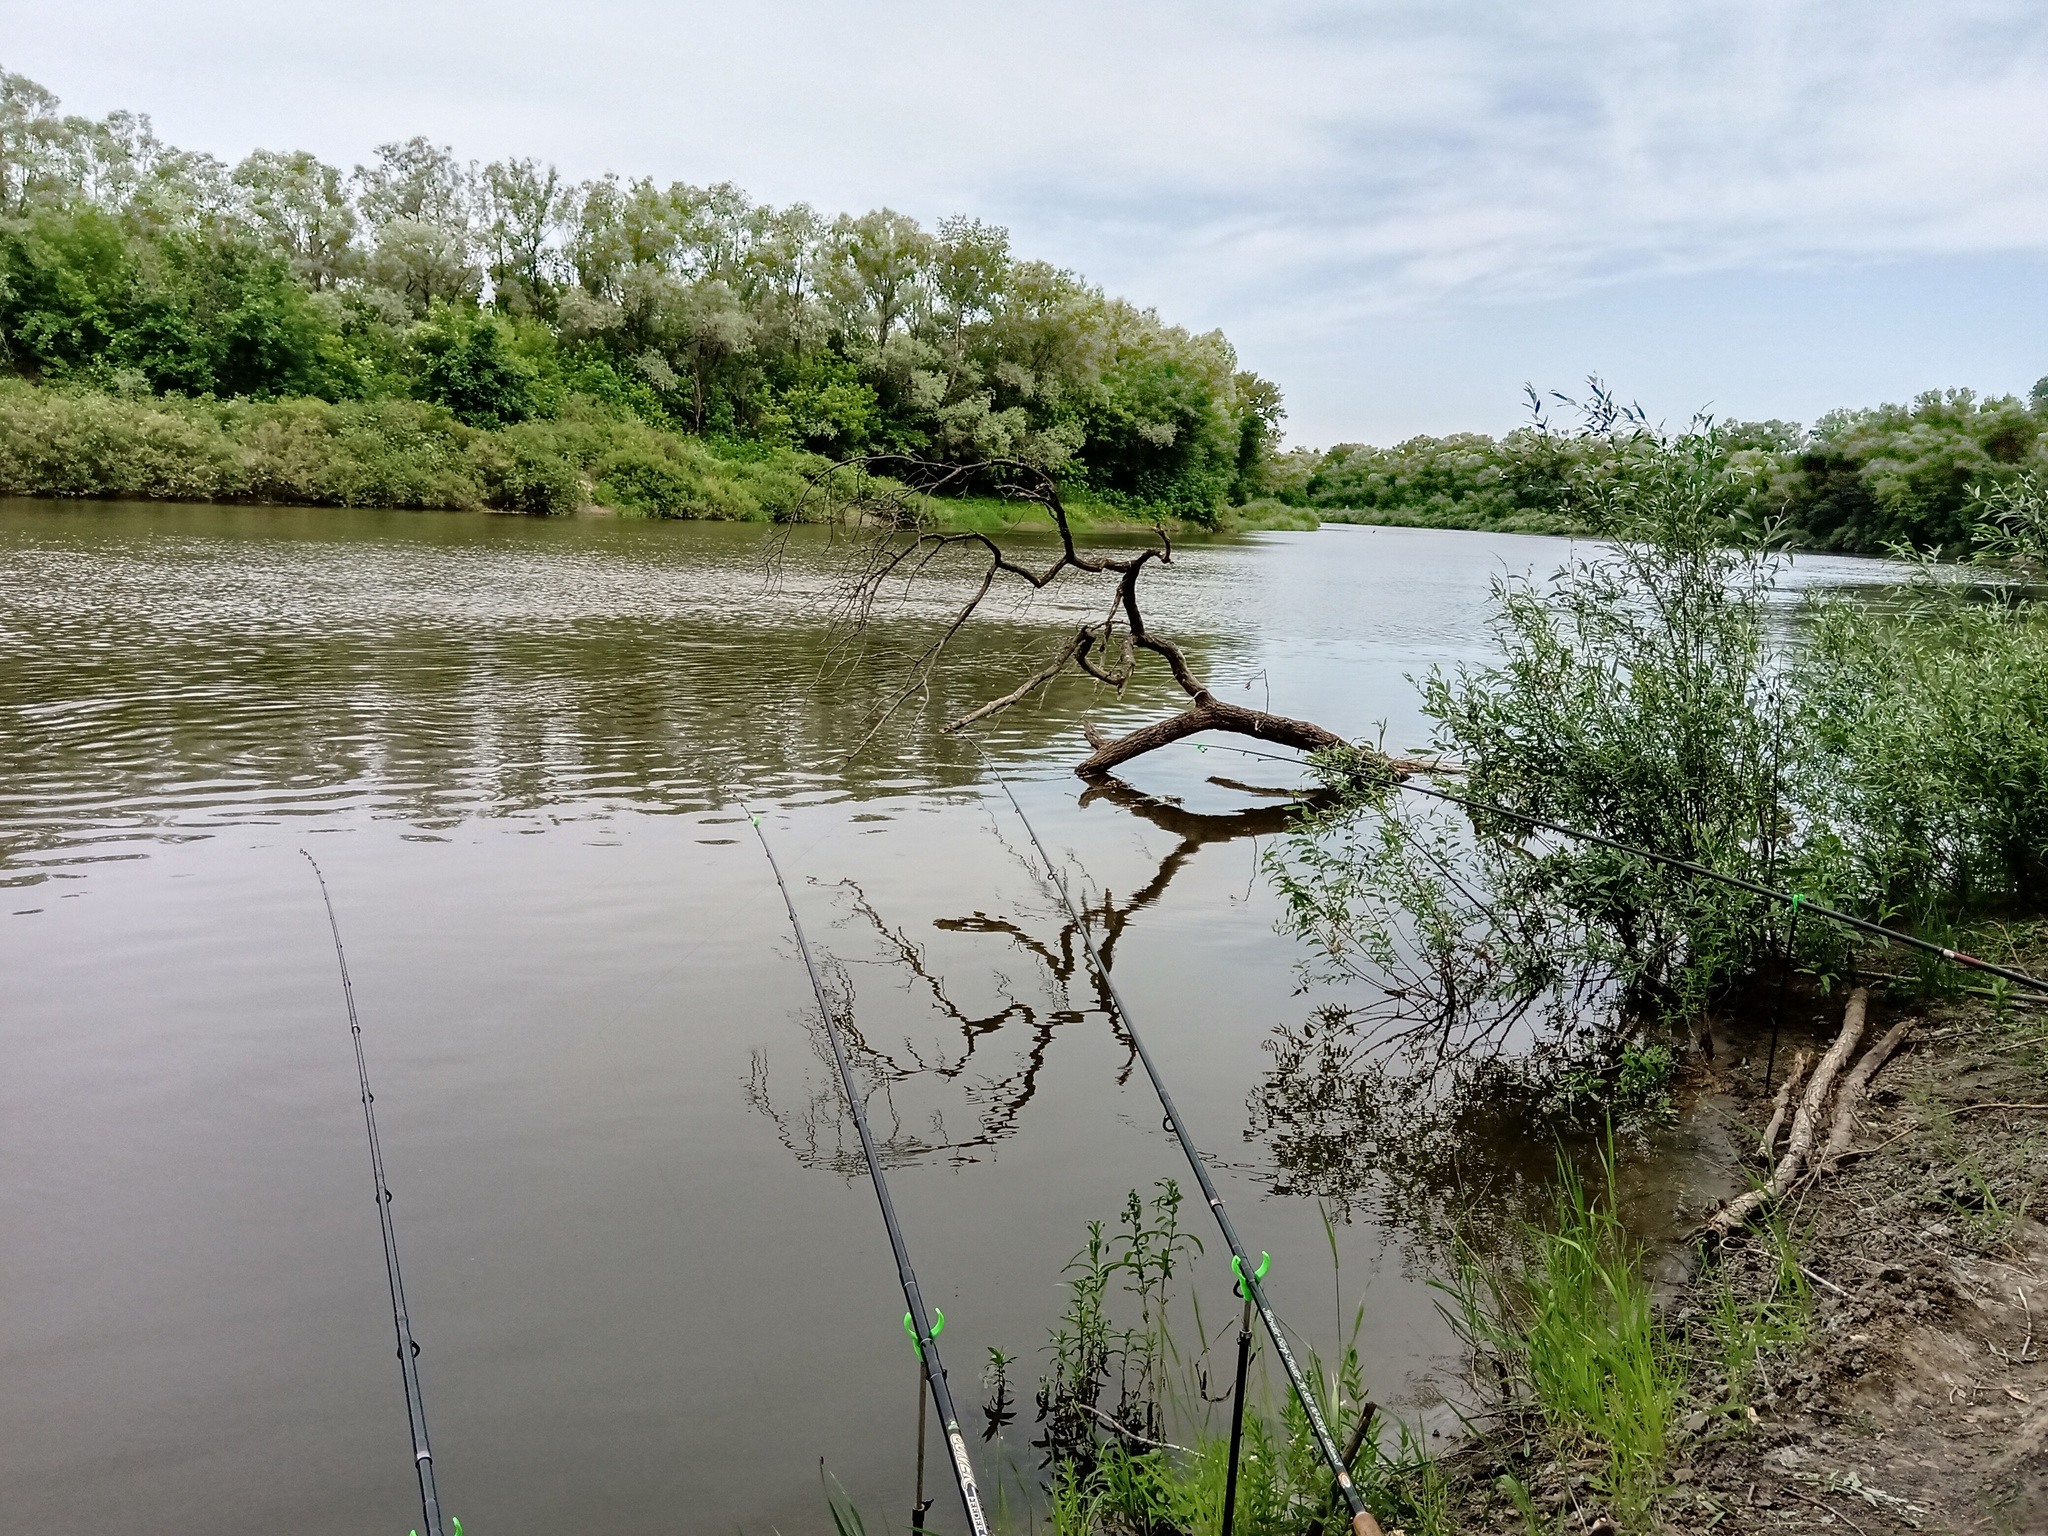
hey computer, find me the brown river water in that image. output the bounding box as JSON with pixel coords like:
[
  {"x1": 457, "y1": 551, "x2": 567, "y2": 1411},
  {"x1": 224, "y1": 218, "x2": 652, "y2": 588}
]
[{"x1": 0, "y1": 501, "x2": 1893, "y2": 1535}]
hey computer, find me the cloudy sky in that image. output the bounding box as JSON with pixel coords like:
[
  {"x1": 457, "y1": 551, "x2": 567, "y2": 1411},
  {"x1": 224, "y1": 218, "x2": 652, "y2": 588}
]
[{"x1": 9, "y1": 1, "x2": 2048, "y2": 444}]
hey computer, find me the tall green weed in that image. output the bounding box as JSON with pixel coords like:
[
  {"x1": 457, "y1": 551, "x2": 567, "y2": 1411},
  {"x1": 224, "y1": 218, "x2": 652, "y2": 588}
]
[{"x1": 1439, "y1": 1145, "x2": 1682, "y2": 1520}]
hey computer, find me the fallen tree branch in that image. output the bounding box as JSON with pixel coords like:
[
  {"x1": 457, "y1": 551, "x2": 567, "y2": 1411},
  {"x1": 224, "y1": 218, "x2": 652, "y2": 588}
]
[
  {"x1": 1072, "y1": 699, "x2": 1444, "y2": 782},
  {"x1": 1818, "y1": 1018, "x2": 1915, "y2": 1173},
  {"x1": 1075, "y1": 695, "x2": 1347, "y2": 777},
  {"x1": 942, "y1": 628, "x2": 1091, "y2": 734},
  {"x1": 1708, "y1": 987, "x2": 1868, "y2": 1239},
  {"x1": 1759, "y1": 1049, "x2": 1811, "y2": 1162}
]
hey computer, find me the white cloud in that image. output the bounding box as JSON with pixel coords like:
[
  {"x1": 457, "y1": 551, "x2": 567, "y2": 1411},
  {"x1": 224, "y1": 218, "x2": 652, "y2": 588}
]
[{"x1": 8, "y1": 0, "x2": 2048, "y2": 439}]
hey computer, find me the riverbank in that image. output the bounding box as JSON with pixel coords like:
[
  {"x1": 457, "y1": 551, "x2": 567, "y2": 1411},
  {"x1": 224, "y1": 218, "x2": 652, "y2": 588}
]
[
  {"x1": 0, "y1": 381, "x2": 1317, "y2": 535},
  {"x1": 1416, "y1": 961, "x2": 2048, "y2": 1535}
]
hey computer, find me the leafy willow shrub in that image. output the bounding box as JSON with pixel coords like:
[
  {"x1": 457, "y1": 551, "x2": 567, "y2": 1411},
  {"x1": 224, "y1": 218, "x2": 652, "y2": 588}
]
[
  {"x1": 0, "y1": 379, "x2": 248, "y2": 498},
  {"x1": 588, "y1": 434, "x2": 812, "y2": 519},
  {"x1": 233, "y1": 397, "x2": 482, "y2": 507},
  {"x1": 471, "y1": 424, "x2": 583, "y2": 514},
  {"x1": 1804, "y1": 586, "x2": 2048, "y2": 913},
  {"x1": 1967, "y1": 467, "x2": 2048, "y2": 574},
  {"x1": 1274, "y1": 419, "x2": 1810, "y2": 1082},
  {"x1": 0, "y1": 382, "x2": 488, "y2": 506}
]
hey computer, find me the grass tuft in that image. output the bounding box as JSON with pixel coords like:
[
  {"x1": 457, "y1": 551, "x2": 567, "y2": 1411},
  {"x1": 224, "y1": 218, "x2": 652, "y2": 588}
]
[{"x1": 1441, "y1": 1140, "x2": 1683, "y2": 1520}]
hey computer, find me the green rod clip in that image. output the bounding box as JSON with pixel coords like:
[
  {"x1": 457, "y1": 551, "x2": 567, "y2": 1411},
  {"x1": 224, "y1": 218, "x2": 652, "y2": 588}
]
[
  {"x1": 1231, "y1": 1252, "x2": 1270, "y2": 1295},
  {"x1": 903, "y1": 1307, "x2": 945, "y2": 1358}
]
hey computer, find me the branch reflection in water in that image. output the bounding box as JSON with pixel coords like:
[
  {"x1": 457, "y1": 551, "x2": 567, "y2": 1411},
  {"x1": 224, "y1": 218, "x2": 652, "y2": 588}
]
[
  {"x1": 1250, "y1": 1006, "x2": 1571, "y2": 1254},
  {"x1": 744, "y1": 769, "x2": 1622, "y2": 1265},
  {"x1": 744, "y1": 777, "x2": 1318, "y2": 1168}
]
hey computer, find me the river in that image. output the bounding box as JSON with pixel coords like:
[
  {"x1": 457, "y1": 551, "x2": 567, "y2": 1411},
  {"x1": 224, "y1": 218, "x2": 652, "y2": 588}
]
[{"x1": 0, "y1": 501, "x2": 1892, "y2": 1534}]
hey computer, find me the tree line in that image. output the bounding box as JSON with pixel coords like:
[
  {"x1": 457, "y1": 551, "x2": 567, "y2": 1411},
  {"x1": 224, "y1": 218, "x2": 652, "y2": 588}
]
[
  {"x1": 0, "y1": 67, "x2": 1280, "y2": 520},
  {"x1": 1266, "y1": 383, "x2": 2048, "y2": 555}
]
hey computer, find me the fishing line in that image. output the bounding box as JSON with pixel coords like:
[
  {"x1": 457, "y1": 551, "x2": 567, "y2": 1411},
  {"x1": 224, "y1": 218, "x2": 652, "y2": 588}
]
[
  {"x1": 743, "y1": 806, "x2": 991, "y2": 1536},
  {"x1": 964, "y1": 750, "x2": 1385, "y2": 1536},
  {"x1": 1197, "y1": 740, "x2": 2048, "y2": 997},
  {"x1": 303, "y1": 851, "x2": 448, "y2": 1536}
]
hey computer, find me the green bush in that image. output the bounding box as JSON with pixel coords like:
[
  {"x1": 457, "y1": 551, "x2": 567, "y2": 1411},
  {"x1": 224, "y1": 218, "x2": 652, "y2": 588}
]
[
  {"x1": 0, "y1": 382, "x2": 247, "y2": 498},
  {"x1": 1805, "y1": 586, "x2": 2048, "y2": 913},
  {"x1": 0, "y1": 379, "x2": 827, "y2": 518},
  {"x1": 472, "y1": 423, "x2": 584, "y2": 515},
  {"x1": 1274, "y1": 420, "x2": 1807, "y2": 1047},
  {"x1": 588, "y1": 434, "x2": 814, "y2": 520},
  {"x1": 407, "y1": 304, "x2": 540, "y2": 428}
]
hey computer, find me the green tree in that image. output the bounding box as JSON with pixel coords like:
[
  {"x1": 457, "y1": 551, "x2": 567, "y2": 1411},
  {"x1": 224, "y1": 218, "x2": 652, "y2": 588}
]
[
  {"x1": 824, "y1": 208, "x2": 930, "y2": 352},
  {"x1": 408, "y1": 303, "x2": 535, "y2": 427},
  {"x1": 480, "y1": 157, "x2": 564, "y2": 316},
  {"x1": 233, "y1": 149, "x2": 358, "y2": 290}
]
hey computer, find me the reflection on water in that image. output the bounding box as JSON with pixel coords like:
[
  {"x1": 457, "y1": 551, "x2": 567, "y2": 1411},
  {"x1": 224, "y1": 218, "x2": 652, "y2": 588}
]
[
  {"x1": 0, "y1": 505, "x2": 1270, "y2": 890},
  {"x1": 746, "y1": 785, "x2": 1325, "y2": 1170},
  {"x1": 0, "y1": 501, "x2": 1891, "y2": 1535}
]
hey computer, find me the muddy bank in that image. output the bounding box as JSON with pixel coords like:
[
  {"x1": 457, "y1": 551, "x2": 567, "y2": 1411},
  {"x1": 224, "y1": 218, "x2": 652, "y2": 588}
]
[{"x1": 1421, "y1": 981, "x2": 2048, "y2": 1535}]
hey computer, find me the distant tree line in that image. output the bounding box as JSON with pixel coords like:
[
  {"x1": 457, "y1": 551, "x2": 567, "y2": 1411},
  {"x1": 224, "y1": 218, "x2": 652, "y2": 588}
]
[
  {"x1": 0, "y1": 67, "x2": 1280, "y2": 521},
  {"x1": 1265, "y1": 385, "x2": 2048, "y2": 555}
]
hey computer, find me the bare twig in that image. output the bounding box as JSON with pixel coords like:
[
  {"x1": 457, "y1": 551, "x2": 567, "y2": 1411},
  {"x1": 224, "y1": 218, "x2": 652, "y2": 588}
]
[
  {"x1": 1783, "y1": 1485, "x2": 1869, "y2": 1536},
  {"x1": 1075, "y1": 1400, "x2": 1190, "y2": 1454},
  {"x1": 942, "y1": 628, "x2": 1092, "y2": 733},
  {"x1": 1798, "y1": 1263, "x2": 1852, "y2": 1298},
  {"x1": 800, "y1": 454, "x2": 1407, "y2": 778}
]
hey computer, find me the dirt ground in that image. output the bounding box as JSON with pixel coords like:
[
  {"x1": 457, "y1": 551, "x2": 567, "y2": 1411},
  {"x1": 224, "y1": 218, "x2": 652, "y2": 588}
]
[
  {"x1": 1676, "y1": 991, "x2": 2048, "y2": 1536},
  {"x1": 1429, "y1": 982, "x2": 2048, "y2": 1535}
]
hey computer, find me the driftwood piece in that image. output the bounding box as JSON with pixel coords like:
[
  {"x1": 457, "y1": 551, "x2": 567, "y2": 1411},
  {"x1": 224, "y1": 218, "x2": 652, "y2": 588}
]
[
  {"x1": 1818, "y1": 1018, "x2": 1915, "y2": 1172},
  {"x1": 1759, "y1": 1049, "x2": 1812, "y2": 1162},
  {"x1": 1708, "y1": 987, "x2": 1868, "y2": 1238}
]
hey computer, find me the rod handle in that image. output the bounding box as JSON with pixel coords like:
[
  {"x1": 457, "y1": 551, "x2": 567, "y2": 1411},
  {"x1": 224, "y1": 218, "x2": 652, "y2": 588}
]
[{"x1": 1351, "y1": 1511, "x2": 1386, "y2": 1536}]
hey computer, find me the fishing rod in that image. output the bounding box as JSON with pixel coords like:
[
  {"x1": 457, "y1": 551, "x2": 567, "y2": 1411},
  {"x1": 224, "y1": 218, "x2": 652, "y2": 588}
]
[
  {"x1": 967, "y1": 755, "x2": 1385, "y2": 1536},
  {"x1": 743, "y1": 806, "x2": 991, "y2": 1536},
  {"x1": 303, "y1": 852, "x2": 449, "y2": 1536},
  {"x1": 1202, "y1": 741, "x2": 2048, "y2": 998}
]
